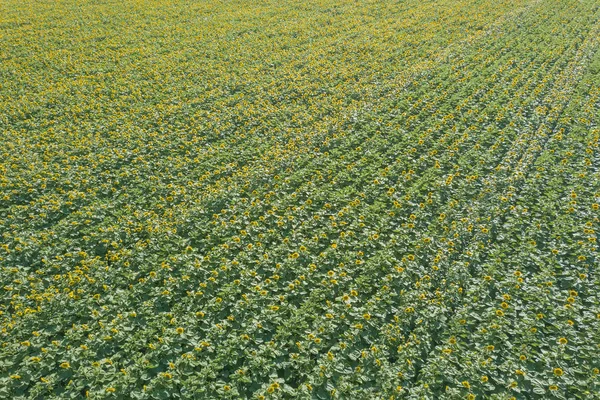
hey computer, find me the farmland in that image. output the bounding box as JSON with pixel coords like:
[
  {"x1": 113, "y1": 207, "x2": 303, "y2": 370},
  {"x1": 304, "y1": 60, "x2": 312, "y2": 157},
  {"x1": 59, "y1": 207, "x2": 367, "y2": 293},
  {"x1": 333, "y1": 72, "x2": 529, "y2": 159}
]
[{"x1": 1, "y1": 0, "x2": 600, "y2": 398}]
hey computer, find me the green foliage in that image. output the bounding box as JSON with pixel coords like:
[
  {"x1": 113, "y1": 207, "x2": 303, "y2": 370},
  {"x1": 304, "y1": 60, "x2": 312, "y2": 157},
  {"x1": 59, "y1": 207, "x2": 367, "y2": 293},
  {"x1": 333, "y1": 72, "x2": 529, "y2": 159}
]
[{"x1": 1, "y1": 0, "x2": 599, "y2": 399}]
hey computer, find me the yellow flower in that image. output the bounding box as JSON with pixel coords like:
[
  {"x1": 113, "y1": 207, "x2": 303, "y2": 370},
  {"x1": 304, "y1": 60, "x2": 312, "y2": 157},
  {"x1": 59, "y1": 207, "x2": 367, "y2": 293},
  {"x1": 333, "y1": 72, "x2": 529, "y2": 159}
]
[
  {"x1": 106, "y1": 387, "x2": 116, "y2": 393},
  {"x1": 554, "y1": 368, "x2": 563, "y2": 376},
  {"x1": 481, "y1": 376, "x2": 488, "y2": 382},
  {"x1": 549, "y1": 385, "x2": 558, "y2": 391},
  {"x1": 363, "y1": 313, "x2": 371, "y2": 320},
  {"x1": 60, "y1": 362, "x2": 70, "y2": 369},
  {"x1": 558, "y1": 337, "x2": 568, "y2": 345},
  {"x1": 176, "y1": 327, "x2": 184, "y2": 334},
  {"x1": 462, "y1": 381, "x2": 470, "y2": 389}
]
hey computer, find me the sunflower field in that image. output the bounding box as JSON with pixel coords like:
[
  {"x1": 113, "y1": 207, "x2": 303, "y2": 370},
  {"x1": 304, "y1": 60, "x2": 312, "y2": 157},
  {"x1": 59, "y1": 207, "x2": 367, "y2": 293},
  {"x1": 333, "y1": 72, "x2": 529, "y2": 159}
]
[{"x1": 1, "y1": 0, "x2": 599, "y2": 398}]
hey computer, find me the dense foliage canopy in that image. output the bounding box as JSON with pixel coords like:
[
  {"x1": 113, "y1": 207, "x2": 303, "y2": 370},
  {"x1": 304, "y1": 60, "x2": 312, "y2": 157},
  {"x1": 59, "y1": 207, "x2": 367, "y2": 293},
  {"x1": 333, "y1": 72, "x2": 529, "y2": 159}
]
[{"x1": 1, "y1": 0, "x2": 599, "y2": 398}]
